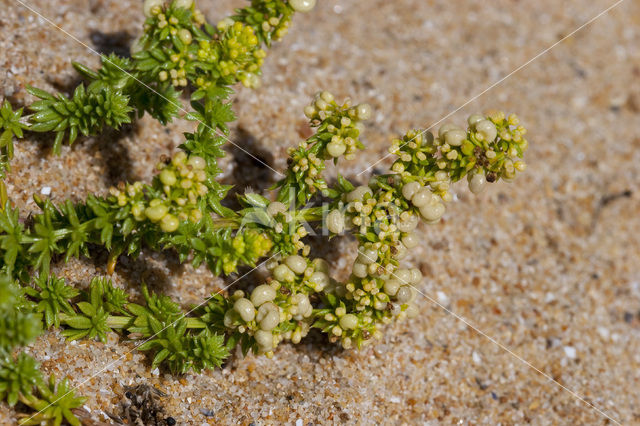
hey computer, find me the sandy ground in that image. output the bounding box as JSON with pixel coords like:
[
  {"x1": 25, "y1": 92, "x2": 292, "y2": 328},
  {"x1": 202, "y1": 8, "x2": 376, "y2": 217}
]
[{"x1": 1, "y1": 0, "x2": 640, "y2": 424}]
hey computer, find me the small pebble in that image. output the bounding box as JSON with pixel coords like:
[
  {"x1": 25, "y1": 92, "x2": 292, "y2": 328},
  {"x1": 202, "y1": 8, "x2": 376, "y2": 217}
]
[
  {"x1": 436, "y1": 291, "x2": 449, "y2": 305},
  {"x1": 200, "y1": 408, "x2": 215, "y2": 417},
  {"x1": 563, "y1": 346, "x2": 577, "y2": 359},
  {"x1": 596, "y1": 327, "x2": 610, "y2": 339},
  {"x1": 40, "y1": 186, "x2": 51, "y2": 195}
]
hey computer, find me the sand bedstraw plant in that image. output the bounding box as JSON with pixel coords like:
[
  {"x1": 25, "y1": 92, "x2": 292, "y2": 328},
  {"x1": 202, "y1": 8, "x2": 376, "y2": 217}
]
[
  {"x1": 0, "y1": 275, "x2": 86, "y2": 425},
  {"x1": 0, "y1": 0, "x2": 529, "y2": 423}
]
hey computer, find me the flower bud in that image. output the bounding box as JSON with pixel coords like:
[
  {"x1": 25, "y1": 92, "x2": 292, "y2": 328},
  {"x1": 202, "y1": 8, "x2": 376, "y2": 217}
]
[
  {"x1": 315, "y1": 98, "x2": 328, "y2": 111},
  {"x1": 434, "y1": 170, "x2": 449, "y2": 182},
  {"x1": 341, "y1": 337, "x2": 352, "y2": 349},
  {"x1": 292, "y1": 293, "x2": 311, "y2": 317},
  {"x1": 312, "y1": 258, "x2": 330, "y2": 274},
  {"x1": 172, "y1": 151, "x2": 187, "y2": 166},
  {"x1": 291, "y1": 329, "x2": 302, "y2": 344}
]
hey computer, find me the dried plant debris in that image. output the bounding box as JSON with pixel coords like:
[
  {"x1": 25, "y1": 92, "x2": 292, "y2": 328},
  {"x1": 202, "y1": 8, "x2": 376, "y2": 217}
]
[{"x1": 109, "y1": 384, "x2": 176, "y2": 426}]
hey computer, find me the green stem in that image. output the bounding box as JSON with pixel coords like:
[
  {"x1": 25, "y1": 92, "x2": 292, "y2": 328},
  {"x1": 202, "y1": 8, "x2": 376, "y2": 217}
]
[
  {"x1": 210, "y1": 206, "x2": 324, "y2": 230},
  {"x1": 59, "y1": 313, "x2": 206, "y2": 330},
  {"x1": 211, "y1": 217, "x2": 240, "y2": 229}
]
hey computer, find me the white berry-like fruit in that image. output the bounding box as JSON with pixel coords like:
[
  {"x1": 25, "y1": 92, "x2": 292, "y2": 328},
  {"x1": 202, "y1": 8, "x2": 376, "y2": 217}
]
[
  {"x1": 468, "y1": 172, "x2": 487, "y2": 194},
  {"x1": 290, "y1": 0, "x2": 317, "y2": 13},
  {"x1": 475, "y1": 119, "x2": 497, "y2": 142}
]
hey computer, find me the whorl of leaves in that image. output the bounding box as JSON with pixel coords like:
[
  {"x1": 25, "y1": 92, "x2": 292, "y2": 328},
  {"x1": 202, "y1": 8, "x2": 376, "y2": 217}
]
[{"x1": 26, "y1": 85, "x2": 132, "y2": 154}]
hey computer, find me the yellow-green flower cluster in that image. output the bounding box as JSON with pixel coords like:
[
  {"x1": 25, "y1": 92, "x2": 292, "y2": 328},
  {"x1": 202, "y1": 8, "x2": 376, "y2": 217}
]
[
  {"x1": 389, "y1": 111, "x2": 528, "y2": 198},
  {"x1": 231, "y1": 0, "x2": 301, "y2": 46},
  {"x1": 108, "y1": 151, "x2": 208, "y2": 233},
  {"x1": 143, "y1": 0, "x2": 204, "y2": 87},
  {"x1": 220, "y1": 230, "x2": 273, "y2": 275},
  {"x1": 256, "y1": 14, "x2": 291, "y2": 42},
  {"x1": 141, "y1": 0, "x2": 273, "y2": 90},
  {"x1": 285, "y1": 145, "x2": 328, "y2": 197},
  {"x1": 197, "y1": 20, "x2": 266, "y2": 89}
]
